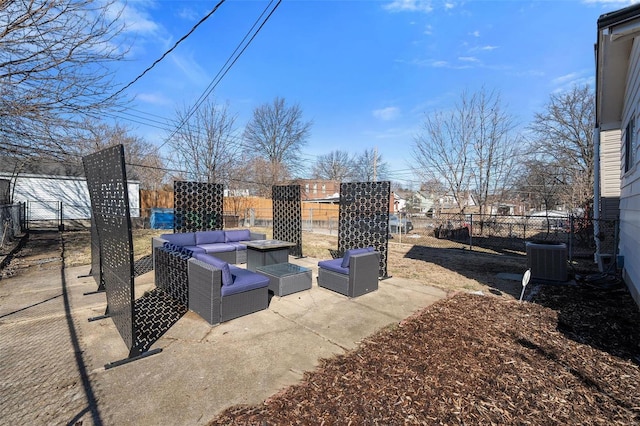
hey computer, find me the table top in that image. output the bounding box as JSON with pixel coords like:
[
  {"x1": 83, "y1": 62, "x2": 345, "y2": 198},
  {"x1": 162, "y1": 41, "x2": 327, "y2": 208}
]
[
  {"x1": 242, "y1": 239, "x2": 295, "y2": 249},
  {"x1": 256, "y1": 262, "x2": 310, "y2": 277}
]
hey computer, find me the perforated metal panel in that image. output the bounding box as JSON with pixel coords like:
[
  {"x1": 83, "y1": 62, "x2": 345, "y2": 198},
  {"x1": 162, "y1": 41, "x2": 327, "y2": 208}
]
[
  {"x1": 83, "y1": 145, "x2": 136, "y2": 352},
  {"x1": 338, "y1": 181, "x2": 390, "y2": 278},
  {"x1": 272, "y1": 185, "x2": 302, "y2": 257},
  {"x1": 173, "y1": 181, "x2": 224, "y2": 233}
]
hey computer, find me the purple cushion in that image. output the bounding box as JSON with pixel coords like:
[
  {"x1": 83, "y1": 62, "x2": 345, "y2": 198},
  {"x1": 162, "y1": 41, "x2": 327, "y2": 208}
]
[
  {"x1": 222, "y1": 266, "x2": 269, "y2": 296},
  {"x1": 161, "y1": 232, "x2": 196, "y2": 247},
  {"x1": 195, "y1": 230, "x2": 225, "y2": 245},
  {"x1": 226, "y1": 242, "x2": 247, "y2": 251},
  {"x1": 225, "y1": 229, "x2": 251, "y2": 243},
  {"x1": 341, "y1": 247, "x2": 375, "y2": 268},
  {"x1": 193, "y1": 253, "x2": 232, "y2": 286},
  {"x1": 318, "y1": 258, "x2": 349, "y2": 275},
  {"x1": 198, "y1": 243, "x2": 236, "y2": 253}
]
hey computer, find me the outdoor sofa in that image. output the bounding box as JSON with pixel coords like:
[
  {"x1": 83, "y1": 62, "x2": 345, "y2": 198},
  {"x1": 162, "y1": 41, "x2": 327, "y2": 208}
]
[
  {"x1": 317, "y1": 247, "x2": 380, "y2": 298},
  {"x1": 152, "y1": 229, "x2": 266, "y2": 269},
  {"x1": 154, "y1": 245, "x2": 269, "y2": 325}
]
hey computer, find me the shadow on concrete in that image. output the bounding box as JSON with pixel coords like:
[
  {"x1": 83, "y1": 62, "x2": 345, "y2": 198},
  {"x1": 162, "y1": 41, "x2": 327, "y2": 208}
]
[{"x1": 60, "y1": 232, "x2": 103, "y2": 426}]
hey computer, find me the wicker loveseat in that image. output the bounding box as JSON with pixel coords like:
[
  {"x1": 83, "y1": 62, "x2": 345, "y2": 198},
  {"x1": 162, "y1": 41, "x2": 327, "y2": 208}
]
[{"x1": 317, "y1": 247, "x2": 380, "y2": 298}]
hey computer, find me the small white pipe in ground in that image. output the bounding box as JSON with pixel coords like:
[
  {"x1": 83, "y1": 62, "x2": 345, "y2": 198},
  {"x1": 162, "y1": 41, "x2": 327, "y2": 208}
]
[{"x1": 519, "y1": 269, "x2": 531, "y2": 302}]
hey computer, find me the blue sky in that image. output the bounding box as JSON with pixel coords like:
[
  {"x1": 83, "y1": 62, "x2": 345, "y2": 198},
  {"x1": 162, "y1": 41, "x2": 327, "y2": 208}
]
[{"x1": 109, "y1": 0, "x2": 635, "y2": 187}]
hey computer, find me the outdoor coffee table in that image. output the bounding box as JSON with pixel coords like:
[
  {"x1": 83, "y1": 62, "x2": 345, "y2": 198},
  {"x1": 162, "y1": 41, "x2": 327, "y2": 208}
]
[
  {"x1": 256, "y1": 262, "x2": 312, "y2": 297},
  {"x1": 242, "y1": 239, "x2": 296, "y2": 271}
]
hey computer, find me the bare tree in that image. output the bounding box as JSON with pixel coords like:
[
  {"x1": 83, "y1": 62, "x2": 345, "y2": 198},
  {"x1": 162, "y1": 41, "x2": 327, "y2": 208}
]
[
  {"x1": 0, "y1": 0, "x2": 128, "y2": 156},
  {"x1": 74, "y1": 120, "x2": 166, "y2": 190},
  {"x1": 169, "y1": 101, "x2": 241, "y2": 185},
  {"x1": 412, "y1": 88, "x2": 519, "y2": 214},
  {"x1": 528, "y1": 85, "x2": 594, "y2": 212},
  {"x1": 243, "y1": 97, "x2": 312, "y2": 182},
  {"x1": 515, "y1": 159, "x2": 565, "y2": 212},
  {"x1": 312, "y1": 150, "x2": 354, "y2": 181},
  {"x1": 352, "y1": 148, "x2": 389, "y2": 182}
]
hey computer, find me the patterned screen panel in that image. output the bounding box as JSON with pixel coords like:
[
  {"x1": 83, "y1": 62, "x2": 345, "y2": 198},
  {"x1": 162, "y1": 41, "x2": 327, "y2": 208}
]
[
  {"x1": 338, "y1": 181, "x2": 390, "y2": 278},
  {"x1": 272, "y1": 185, "x2": 302, "y2": 257},
  {"x1": 173, "y1": 181, "x2": 224, "y2": 233},
  {"x1": 83, "y1": 145, "x2": 136, "y2": 352}
]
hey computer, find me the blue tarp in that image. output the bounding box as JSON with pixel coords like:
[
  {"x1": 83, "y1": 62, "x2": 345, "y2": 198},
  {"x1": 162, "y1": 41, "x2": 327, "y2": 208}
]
[{"x1": 150, "y1": 208, "x2": 173, "y2": 230}]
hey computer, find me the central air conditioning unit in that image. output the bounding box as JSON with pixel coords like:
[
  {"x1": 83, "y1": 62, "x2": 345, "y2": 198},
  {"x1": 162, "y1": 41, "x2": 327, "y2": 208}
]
[{"x1": 526, "y1": 242, "x2": 568, "y2": 282}]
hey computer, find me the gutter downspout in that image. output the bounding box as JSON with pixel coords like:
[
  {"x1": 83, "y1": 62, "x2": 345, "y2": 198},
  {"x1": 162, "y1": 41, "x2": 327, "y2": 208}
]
[{"x1": 593, "y1": 127, "x2": 601, "y2": 264}]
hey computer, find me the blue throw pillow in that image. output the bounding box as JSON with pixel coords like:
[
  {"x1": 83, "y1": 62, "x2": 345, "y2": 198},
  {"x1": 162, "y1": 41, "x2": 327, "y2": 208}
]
[
  {"x1": 341, "y1": 247, "x2": 375, "y2": 268},
  {"x1": 194, "y1": 253, "x2": 233, "y2": 286}
]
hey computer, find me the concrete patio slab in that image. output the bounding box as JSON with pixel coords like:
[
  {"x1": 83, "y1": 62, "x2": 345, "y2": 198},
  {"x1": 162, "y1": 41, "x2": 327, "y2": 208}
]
[{"x1": 0, "y1": 255, "x2": 448, "y2": 426}]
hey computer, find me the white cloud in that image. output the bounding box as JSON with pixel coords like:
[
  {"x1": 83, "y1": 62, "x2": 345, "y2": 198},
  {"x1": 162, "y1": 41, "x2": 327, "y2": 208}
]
[
  {"x1": 177, "y1": 7, "x2": 199, "y2": 21},
  {"x1": 479, "y1": 45, "x2": 498, "y2": 51},
  {"x1": 424, "y1": 24, "x2": 433, "y2": 35},
  {"x1": 444, "y1": 2, "x2": 456, "y2": 9},
  {"x1": 458, "y1": 56, "x2": 479, "y2": 62},
  {"x1": 552, "y1": 72, "x2": 580, "y2": 85},
  {"x1": 171, "y1": 53, "x2": 210, "y2": 85},
  {"x1": 384, "y1": 0, "x2": 433, "y2": 13},
  {"x1": 111, "y1": 1, "x2": 160, "y2": 35},
  {"x1": 136, "y1": 92, "x2": 173, "y2": 106},
  {"x1": 470, "y1": 30, "x2": 480, "y2": 37},
  {"x1": 373, "y1": 106, "x2": 401, "y2": 121}
]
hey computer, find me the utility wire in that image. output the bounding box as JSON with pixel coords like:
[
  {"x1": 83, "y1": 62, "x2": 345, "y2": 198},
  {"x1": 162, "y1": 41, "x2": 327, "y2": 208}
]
[
  {"x1": 106, "y1": 0, "x2": 227, "y2": 103},
  {"x1": 156, "y1": 0, "x2": 282, "y2": 153}
]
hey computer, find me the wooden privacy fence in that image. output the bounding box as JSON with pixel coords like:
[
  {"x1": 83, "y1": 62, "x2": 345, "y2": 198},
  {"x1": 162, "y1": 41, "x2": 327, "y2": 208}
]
[{"x1": 140, "y1": 190, "x2": 339, "y2": 221}]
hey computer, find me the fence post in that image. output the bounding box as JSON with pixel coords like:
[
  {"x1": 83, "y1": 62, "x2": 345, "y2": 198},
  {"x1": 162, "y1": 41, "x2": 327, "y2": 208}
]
[
  {"x1": 58, "y1": 201, "x2": 64, "y2": 231},
  {"x1": 469, "y1": 214, "x2": 473, "y2": 250},
  {"x1": 568, "y1": 215, "x2": 574, "y2": 262}
]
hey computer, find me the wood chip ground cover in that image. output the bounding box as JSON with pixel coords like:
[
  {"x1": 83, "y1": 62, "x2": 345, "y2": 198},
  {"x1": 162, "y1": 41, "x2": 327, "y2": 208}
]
[{"x1": 209, "y1": 286, "x2": 640, "y2": 425}]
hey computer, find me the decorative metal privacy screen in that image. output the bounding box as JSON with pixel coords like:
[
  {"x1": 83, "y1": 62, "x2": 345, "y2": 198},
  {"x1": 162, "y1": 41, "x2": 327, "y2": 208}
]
[
  {"x1": 83, "y1": 145, "x2": 137, "y2": 352},
  {"x1": 272, "y1": 185, "x2": 303, "y2": 257},
  {"x1": 338, "y1": 181, "x2": 390, "y2": 278},
  {"x1": 173, "y1": 181, "x2": 224, "y2": 233}
]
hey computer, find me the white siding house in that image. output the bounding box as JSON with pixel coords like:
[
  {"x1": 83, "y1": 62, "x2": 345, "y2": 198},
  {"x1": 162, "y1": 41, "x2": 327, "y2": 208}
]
[
  {"x1": 0, "y1": 160, "x2": 140, "y2": 221},
  {"x1": 596, "y1": 4, "x2": 640, "y2": 305}
]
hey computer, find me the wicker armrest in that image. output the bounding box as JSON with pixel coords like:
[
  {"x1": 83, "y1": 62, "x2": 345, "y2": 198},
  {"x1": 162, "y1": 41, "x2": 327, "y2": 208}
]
[
  {"x1": 348, "y1": 251, "x2": 380, "y2": 297},
  {"x1": 250, "y1": 232, "x2": 267, "y2": 240},
  {"x1": 187, "y1": 258, "x2": 223, "y2": 325}
]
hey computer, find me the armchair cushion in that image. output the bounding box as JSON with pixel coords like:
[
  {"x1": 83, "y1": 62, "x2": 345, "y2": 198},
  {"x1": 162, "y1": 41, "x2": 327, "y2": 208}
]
[
  {"x1": 225, "y1": 229, "x2": 251, "y2": 243},
  {"x1": 318, "y1": 258, "x2": 349, "y2": 275},
  {"x1": 223, "y1": 266, "x2": 269, "y2": 296},
  {"x1": 193, "y1": 252, "x2": 233, "y2": 286},
  {"x1": 341, "y1": 247, "x2": 375, "y2": 268},
  {"x1": 195, "y1": 230, "x2": 225, "y2": 245}
]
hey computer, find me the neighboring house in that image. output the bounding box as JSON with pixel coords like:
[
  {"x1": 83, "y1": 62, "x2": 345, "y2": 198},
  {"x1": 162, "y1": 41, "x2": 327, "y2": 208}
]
[
  {"x1": 391, "y1": 191, "x2": 407, "y2": 213},
  {"x1": 0, "y1": 158, "x2": 140, "y2": 221},
  {"x1": 596, "y1": 4, "x2": 640, "y2": 304},
  {"x1": 411, "y1": 191, "x2": 436, "y2": 215},
  {"x1": 292, "y1": 179, "x2": 340, "y2": 200}
]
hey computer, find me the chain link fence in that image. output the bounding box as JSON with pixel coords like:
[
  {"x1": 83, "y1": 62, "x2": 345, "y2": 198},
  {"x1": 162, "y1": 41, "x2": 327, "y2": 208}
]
[
  {"x1": 1, "y1": 203, "x2": 23, "y2": 244},
  {"x1": 409, "y1": 213, "x2": 618, "y2": 263}
]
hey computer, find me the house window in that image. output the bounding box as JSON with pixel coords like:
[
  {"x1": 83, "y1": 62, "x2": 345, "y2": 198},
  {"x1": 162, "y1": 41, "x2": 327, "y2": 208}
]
[
  {"x1": 313, "y1": 183, "x2": 317, "y2": 195},
  {"x1": 625, "y1": 117, "x2": 635, "y2": 173}
]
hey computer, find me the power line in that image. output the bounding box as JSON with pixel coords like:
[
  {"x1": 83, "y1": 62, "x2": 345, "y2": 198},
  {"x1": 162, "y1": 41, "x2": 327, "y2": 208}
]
[
  {"x1": 106, "y1": 0, "x2": 227, "y2": 103},
  {"x1": 155, "y1": 0, "x2": 282, "y2": 153}
]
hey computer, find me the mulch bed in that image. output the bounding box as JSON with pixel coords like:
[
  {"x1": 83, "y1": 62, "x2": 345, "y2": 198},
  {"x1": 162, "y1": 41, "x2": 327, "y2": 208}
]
[{"x1": 209, "y1": 280, "x2": 640, "y2": 425}]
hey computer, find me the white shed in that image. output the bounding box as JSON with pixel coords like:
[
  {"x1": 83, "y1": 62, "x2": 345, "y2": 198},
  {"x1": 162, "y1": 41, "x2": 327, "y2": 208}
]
[{"x1": 0, "y1": 158, "x2": 140, "y2": 222}]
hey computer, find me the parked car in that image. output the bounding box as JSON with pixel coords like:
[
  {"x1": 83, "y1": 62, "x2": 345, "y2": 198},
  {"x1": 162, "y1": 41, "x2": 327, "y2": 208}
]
[{"x1": 389, "y1": 214, "x2": 413, "y2": 233}]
